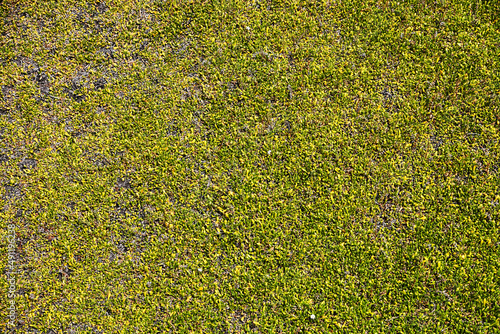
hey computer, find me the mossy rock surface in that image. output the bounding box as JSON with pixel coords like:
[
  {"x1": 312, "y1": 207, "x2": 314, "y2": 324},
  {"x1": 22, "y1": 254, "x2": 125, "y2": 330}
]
[{"x1": 0, "y1": 0, "x2": 499, "y2": 333}]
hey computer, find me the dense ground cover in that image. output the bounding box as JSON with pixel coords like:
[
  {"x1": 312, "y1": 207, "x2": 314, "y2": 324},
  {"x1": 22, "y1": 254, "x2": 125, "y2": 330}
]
[{"x1": 0, "y1": 0, "x2": 499, "y2": 332}]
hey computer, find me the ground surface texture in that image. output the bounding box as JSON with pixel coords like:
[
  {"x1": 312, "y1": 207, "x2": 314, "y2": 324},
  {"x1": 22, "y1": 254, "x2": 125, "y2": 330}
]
[{"x1": 0, "y1": 0, "x2": 499, "y2": 333}]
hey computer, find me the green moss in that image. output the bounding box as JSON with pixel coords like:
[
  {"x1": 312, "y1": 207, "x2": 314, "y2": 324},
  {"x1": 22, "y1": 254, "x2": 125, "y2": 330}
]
[{"x1": 0, "y1": 0, "x2": 499, "y2": 332}]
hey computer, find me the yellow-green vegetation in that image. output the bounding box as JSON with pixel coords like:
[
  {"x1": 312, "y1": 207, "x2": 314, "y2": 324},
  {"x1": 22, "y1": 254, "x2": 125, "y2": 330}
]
[{"x1": 1, "y1": 0, "x2": 499, "y2": 332}]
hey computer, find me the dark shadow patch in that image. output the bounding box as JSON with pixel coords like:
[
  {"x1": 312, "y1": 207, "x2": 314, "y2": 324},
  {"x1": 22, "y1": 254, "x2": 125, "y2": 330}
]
[
  {"x1": 104, "y1": 307, "x2": 113, "y2": 316},
  {"x1": 3, "y1": 184, "x2": 23, "y2": 200},
  {"x1": 381, "y1": 87, "x2": 395, "y2": 101},
  {"x1": 138, "y1": 40, "x2": 149, "y2": 51},
  {"x1": 173, "y1": 38, "x2": 191, "y2": 59},
  {"x1": 371, "y1": 215, "x2": 396, "y2": 232},
  {"x1": 227, "y1": 80, "x2": 240, "y2": 91},
  {"x1": 94, "y1": 78, "x2": 107, "y2": 90},
  {"x1": 11, "y1": 56, "x2": 23, "y2": 67},
  {"x1": 35, "y1": 71, "x2": 49, "y2": 85},
  {"x1": 92, "y1": 18, "x2": 104, "y2": 33},
  {"x1": 66, "y1": 69, "x2": 90, "y2": 99},
  {"x1": 18, "y1": 158, "x2": 37, "y2": 171},
  {"x1": 109, "y1": 251, "x2": 117, "y2": 262},
  {"x1": 71, "y1": 129, "x2": 84, "y2": 138},
  {"x1": 74, "y1": 11, "x2": 90, "y2": 30},
  {"x1": 283, "y1": 120, "x2": 292, "y2": 131},
  {"x1": 57, "y1": 266, "x2": 74, "y2": 280},
  {"x1": 229, "y1": 310, "x2": 251, "y2": 333},
  {"x1": 116, "y1": 177, "x2": 132, "y2": 189},
  {"x1": 116, "y1": 242, "x2": 128, "y2": 253},
  {"x1": 96, "y1": 1, "x2": 109, "y2": 14},
  {"x1": 430, "y1": 134, "x2": 445, "y2": 151},
  {"x1": 64, "y1": 84, "x2": 86, "y2": 102},
  {"x1": 34, "y1": 71, "x2": 50, "y2": 95},
  {"x1": 113, "y1": 202, "x2": 128, "y2": 218},
  {"x1": 166, "y1": 121, "x2": 180, "y2": 137},
  {"x1": 1, "y1": 85, "x2": 14, "y2": 100},
  {"x1": 252, "y1": 51, "x2": 274, "y2": 62},
  {"x1": 97, "y1": 45, "x2": 116, "y2": 59},
  {"x1": 0, "y1": 153, "x2": 8, "y2": 163},
  {"x1": 92, "y1": 154, "x2": 110, "y2": 168}
]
